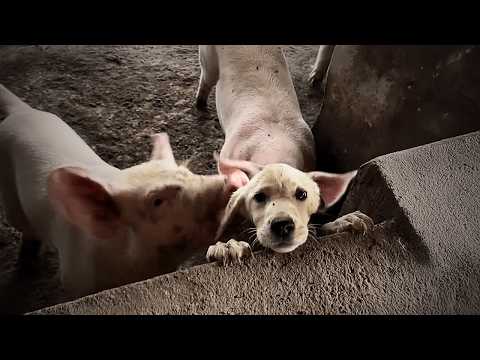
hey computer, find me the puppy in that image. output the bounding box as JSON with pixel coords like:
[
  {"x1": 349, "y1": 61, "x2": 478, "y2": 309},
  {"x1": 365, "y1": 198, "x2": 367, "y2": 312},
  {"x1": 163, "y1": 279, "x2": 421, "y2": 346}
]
[
  {"x1": 195, "y1": 46, "x2": 372, "y2": 264},
  {"x1": 0, "y1": 84, "x2": 235, "y2": 299}
]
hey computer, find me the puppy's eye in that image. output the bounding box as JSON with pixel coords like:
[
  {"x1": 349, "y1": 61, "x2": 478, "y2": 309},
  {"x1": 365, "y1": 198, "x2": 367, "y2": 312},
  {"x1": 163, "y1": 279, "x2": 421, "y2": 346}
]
[
  {"x1": 153, "y1": 198, "x2": 163, "y2": 207},
  {"x1": 295, "y1": 188, "x2": 307, "y2": 201},
  {"x1": 254, "y1": 192, "x2": 267, "y2": 203}
]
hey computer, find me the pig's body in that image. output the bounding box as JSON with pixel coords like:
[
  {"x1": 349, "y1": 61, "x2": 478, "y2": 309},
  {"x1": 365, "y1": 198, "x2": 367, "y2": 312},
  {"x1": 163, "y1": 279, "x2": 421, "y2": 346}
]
[
  {"x1": 0, "y1": 87, "x2": 127, "y2": 296},
  {"x1": 196, "y1": 45, "x2": 316, "y2": 172},
  {"x1": 0, "y1": 84, "x2": 232, "y2": 300}
]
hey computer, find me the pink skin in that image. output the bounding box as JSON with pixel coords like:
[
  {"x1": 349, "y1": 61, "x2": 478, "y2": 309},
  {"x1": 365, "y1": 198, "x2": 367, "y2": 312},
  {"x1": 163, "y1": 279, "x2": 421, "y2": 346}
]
[
  {"x1": 0, "y1": 83, "x2": 242, "y2": 299},
  {"x1": 195, "y1": 46, "x2": 356, "y2": 207}
]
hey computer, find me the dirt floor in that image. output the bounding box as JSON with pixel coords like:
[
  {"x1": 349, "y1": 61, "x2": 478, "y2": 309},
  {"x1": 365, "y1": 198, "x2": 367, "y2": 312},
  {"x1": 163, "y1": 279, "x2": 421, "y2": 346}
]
[{"x1": 0, "y1": 45, "x2": 325, "y2": 314}]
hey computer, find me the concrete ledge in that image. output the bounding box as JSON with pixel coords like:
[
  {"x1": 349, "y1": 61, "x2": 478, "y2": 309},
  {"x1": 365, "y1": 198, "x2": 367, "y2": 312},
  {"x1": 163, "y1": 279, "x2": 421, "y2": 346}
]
[
  {"x1": 341, "y1": 131, "x2": 480, "y2": 311},
  {"x1": 31, "y1": 132, "x2": 480, "y2": 315},
  {"x1": 29, "y1": 223, "x2": 422, "y2": 315}
]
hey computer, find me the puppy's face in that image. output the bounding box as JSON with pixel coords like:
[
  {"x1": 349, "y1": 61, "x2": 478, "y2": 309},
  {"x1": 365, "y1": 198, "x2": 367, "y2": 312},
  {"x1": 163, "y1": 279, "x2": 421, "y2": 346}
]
[
  {"x1": 218, "y1": 164, "x2": 321, "y2": 253},
  {"x1": 247, "y1": 165, "x2": 321, "y2": 252}
]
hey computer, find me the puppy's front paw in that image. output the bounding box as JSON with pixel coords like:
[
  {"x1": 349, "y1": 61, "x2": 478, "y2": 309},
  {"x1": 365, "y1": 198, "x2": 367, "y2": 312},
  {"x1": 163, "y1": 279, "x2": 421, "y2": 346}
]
[
  {"x1": 320, "y1": 211, "x2": 374, "y2": 236},
  {"x1": 206, "y1": 239, "x2": 253, "y2": 266}
]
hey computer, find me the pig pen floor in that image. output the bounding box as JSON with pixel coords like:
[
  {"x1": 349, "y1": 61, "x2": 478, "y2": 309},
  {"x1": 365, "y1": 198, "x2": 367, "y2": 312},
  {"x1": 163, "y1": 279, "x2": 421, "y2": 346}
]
[{"x1": 0, "y1": 45, "x2": 326, "y2": 314}]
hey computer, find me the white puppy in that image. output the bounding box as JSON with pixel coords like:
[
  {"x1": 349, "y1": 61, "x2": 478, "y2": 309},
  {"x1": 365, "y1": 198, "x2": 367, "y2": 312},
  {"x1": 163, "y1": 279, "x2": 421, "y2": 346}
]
[
  {"x1": 0, "y1": 84, "x2": 236, "y2": 300},
  {"x1": 195, "y1": 46, "x2": 372, "y2": 264}
]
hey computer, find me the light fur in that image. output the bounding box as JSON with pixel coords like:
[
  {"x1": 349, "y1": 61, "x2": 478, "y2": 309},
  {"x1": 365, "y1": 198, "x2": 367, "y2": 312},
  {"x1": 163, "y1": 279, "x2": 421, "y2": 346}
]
[{"x1": 216, "y1": 164, "x2": 321, "y2": 253}]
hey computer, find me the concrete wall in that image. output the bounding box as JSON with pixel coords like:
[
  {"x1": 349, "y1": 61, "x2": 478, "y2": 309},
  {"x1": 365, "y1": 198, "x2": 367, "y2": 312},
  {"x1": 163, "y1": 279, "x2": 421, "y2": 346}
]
[
  {"x1": 341, "y1": 131, "x2": 480, "y2": 312},
  {"x1": 313, "y1": 45, "x2": 480, "y2": 172}
]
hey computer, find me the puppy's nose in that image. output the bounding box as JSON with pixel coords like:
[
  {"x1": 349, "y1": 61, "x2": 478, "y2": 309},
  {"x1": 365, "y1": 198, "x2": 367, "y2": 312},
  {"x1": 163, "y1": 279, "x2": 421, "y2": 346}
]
[{"x1": 271, "y1": 217, "x2": 295, "y2": 238}]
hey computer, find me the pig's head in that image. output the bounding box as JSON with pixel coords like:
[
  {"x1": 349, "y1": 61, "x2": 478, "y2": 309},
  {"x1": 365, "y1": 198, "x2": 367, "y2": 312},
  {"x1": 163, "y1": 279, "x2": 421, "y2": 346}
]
[{"x1": 47, "y1": 133, "x2": 239, "y2": 285}]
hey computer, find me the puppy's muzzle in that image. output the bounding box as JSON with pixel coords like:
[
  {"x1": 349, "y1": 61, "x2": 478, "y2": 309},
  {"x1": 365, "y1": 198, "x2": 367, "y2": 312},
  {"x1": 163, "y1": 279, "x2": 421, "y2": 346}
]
[{"x1": 270, "y1": 217, "x2": 295, "y2": 240}]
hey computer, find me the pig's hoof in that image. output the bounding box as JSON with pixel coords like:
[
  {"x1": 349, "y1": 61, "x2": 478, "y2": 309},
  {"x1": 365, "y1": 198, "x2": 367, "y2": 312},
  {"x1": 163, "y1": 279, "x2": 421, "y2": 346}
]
[
  {"x1": 195, "y1": 96, "x2": 208, "y2": 111},
  {"x1": 206, "y1": 239, "x2": 253, "y2": 266},
  {"x1": 320, "y1": 211, "x2": 374, "y2": 236}
]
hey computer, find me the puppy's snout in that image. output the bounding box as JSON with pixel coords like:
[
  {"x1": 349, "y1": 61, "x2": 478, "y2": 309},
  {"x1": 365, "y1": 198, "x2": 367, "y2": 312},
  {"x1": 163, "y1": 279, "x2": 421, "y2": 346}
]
[{"x1": 270, "y1": 217, "x2": 295, "y2": 238}]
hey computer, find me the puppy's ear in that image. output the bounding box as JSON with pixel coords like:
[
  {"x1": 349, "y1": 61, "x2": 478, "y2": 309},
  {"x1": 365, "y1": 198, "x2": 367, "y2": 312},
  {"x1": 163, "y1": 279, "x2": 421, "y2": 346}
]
[
  {"x1": 150, "y1": 133, "x2": 177, "y2": 167},
  {"x1": 309, "y1": 170, "x2": 357, "y2": 209},
  {"x1": 47, "y1": 167, "x2": 123, "y2": 241},
  {"x1": 215, "y1": 186, "x2": 248, "y2": 241},
  {"x1": 214, "y1": 153, "x2": 263, "y2": 189}
]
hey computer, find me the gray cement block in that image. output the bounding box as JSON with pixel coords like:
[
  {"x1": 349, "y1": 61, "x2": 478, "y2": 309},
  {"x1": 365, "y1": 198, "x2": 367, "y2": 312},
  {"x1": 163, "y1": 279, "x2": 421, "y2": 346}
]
[
  {"x1": 31, "y1": 132, "x2": 480, "y2": 315},
  {"x1": 341, "y1": 131, "x2": 480, "y2": 311},
  {"x1": 30, "y1": 223, "x2": 424, "y2": 315}
]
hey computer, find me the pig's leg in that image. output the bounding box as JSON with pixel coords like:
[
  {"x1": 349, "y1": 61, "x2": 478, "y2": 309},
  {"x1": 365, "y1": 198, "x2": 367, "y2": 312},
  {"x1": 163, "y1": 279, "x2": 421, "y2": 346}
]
[
  {"x1": 5, "y1": 200, "x2": 44, "y2": 258},
  {"x1": 195, "y1": 45, "x2": 219, "y2": 110},
  {"x1": 0, "y1": 172, "x2": 44, "y2": 258},
  {"x1": 19, "y1": 232, "x2": 44, "y2": 259},
  {"x1": 308, "y1": 45, "x2": 335, "y2": 88},
  {"x1": 1, "y1": 177, "x2": 28, "y2": 234}
]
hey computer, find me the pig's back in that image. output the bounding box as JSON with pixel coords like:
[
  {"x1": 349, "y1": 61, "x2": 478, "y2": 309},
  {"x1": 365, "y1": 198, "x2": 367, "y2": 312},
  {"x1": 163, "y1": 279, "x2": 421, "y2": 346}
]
[
  {"x1": 216, "y1": 46, "x2": 296, "y2": 95},
  {"x1": 215, "y1": 46, "x2": 302, "y2": 131},
  {"x1": 0, "y1": 109, "x2": 107, "y2": 169},
  {"x1": 0, "y1": 109, "x2": 118, "y2": 239}
]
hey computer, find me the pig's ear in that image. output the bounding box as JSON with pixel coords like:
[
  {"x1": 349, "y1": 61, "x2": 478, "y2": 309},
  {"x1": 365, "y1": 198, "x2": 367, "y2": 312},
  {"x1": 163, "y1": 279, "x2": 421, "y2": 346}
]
[
  {"x1": 150, "y1": 133, "x2": 177, "y2": 167},
  {"x1": 214, "y1": 152, "x2": 263, "y2": 191},
  {"x1": 309, "y1": 170, "x2": 357, "y2": 209},
  {"x1": 223, "y1": 168, "x2": 250, "y2": 193},
  {"x1": 47, "y1": 167, "x2": 123, "y2": 240}
]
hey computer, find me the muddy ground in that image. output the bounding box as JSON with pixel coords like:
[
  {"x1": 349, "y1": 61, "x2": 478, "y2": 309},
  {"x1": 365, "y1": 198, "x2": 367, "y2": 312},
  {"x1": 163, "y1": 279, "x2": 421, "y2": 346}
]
[{"x1": 0, "y1": 45, "x2": 325, "y2": 314}]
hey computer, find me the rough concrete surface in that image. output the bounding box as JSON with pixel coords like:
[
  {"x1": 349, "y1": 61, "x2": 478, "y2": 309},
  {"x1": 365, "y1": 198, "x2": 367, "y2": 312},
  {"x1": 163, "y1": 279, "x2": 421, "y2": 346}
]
[
  {"x1": 32, "y1": 132, "x2": 480, "y2": 315},
  {"x1": 341, "y1": 131, "x2": 480, "y2": 312},
  {"x1": 30, "y1": 223, "x2": 415, "y2": 315},
  {"x1": 313, "y1": 45, "x2": 480, "y2": 172}
]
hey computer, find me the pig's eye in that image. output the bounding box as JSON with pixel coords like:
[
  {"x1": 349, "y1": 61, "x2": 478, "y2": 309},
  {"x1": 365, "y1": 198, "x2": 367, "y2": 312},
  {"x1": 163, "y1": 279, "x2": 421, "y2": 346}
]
[
  {"x1": 148, "y1": 185, "x2": 181, "y2": 210},
  {"x1": 295, "y1": 188, "x2": 307, "y2": 201}
]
